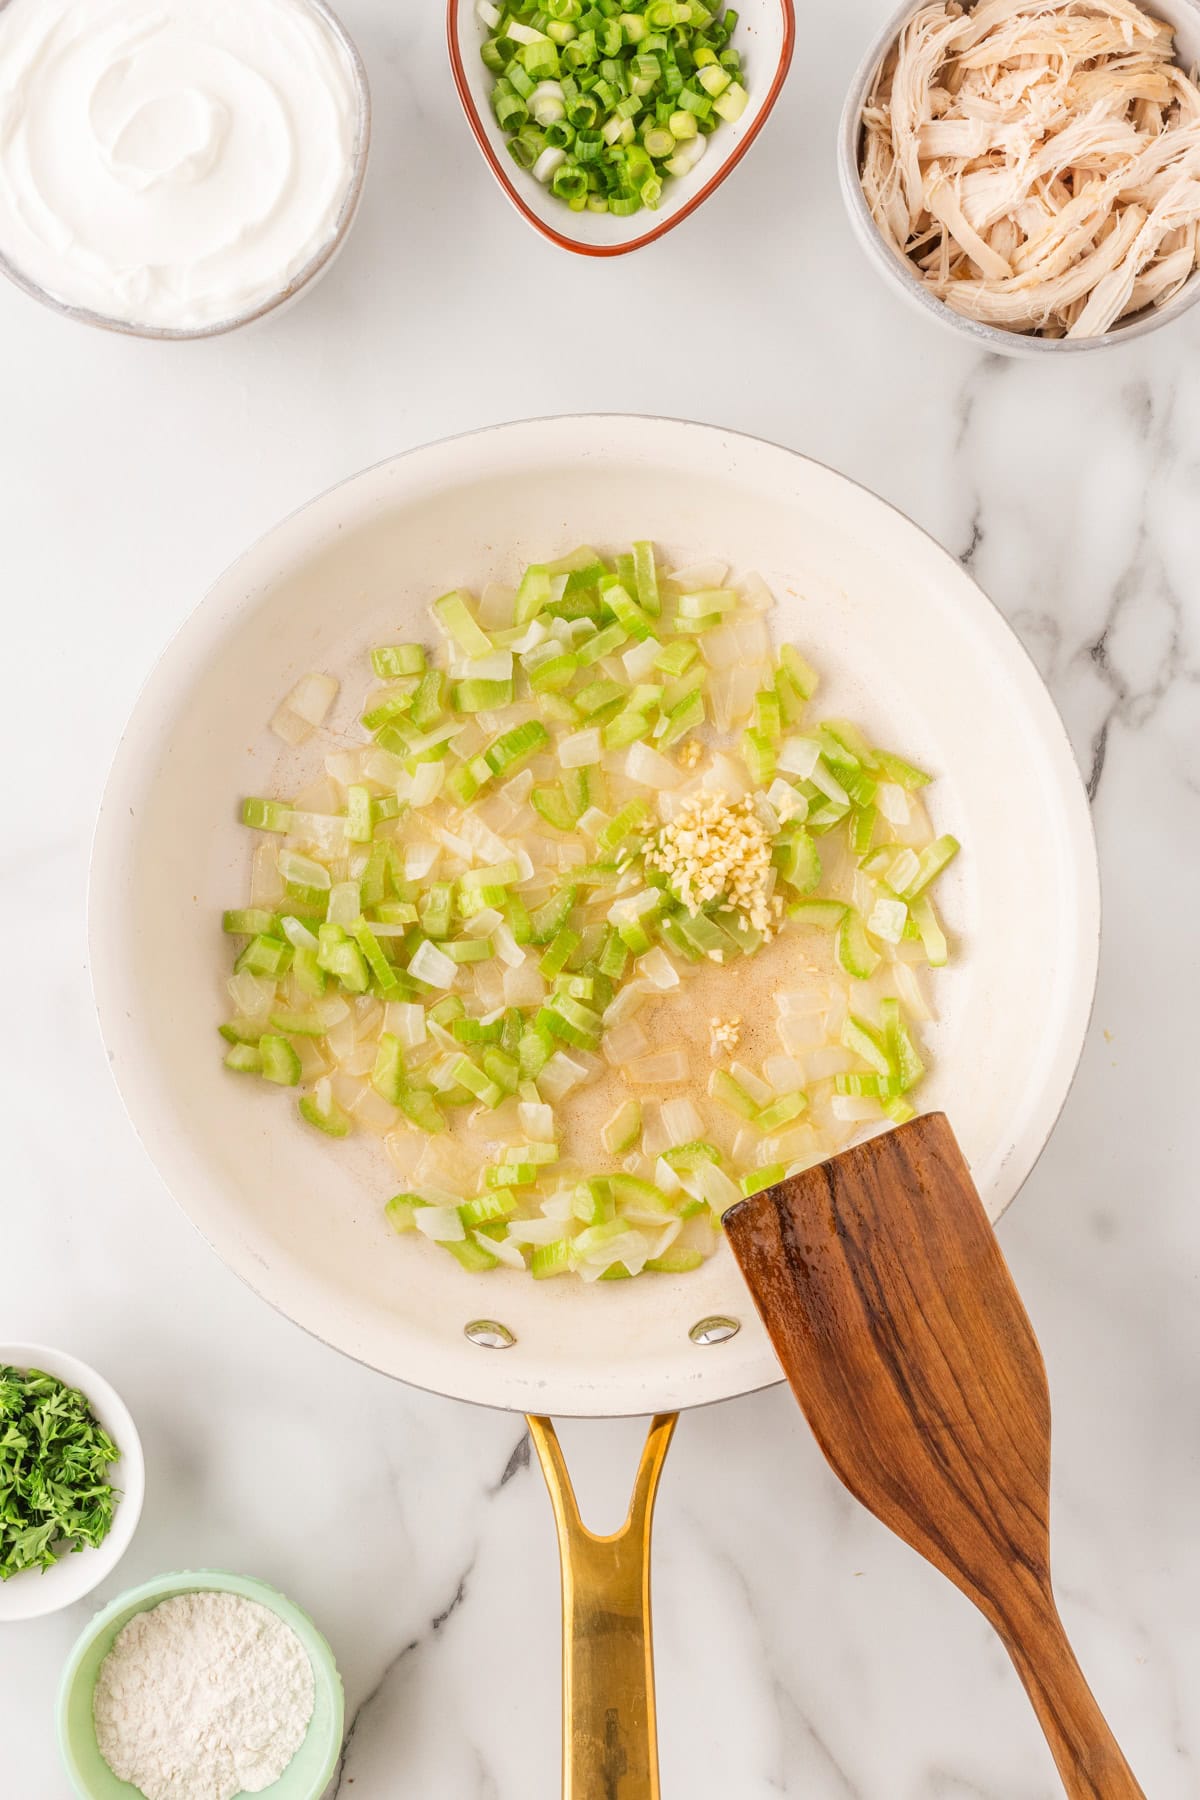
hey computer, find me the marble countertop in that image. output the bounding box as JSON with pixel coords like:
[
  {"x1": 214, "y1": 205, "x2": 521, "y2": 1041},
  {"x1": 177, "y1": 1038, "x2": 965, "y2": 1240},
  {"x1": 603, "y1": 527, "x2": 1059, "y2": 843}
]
[{"x1": 3, "y1": 1, "x2": 1198, "y2": 1794}]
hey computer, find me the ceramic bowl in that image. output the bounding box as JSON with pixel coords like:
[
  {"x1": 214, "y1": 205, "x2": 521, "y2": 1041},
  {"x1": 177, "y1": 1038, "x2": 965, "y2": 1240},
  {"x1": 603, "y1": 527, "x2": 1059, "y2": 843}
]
[
  {"x1": 448, "y1": 0, "x2": 795, "y2": 255},
  {"x1": 88, "y1": 415, "x2": 1100, "y2": 1418},
  {"x1": 838, "y1": 0, "x2": 1200, "y2": 357},
  {"x1": 0, "y1": 1344, "x2": 144, "y2": 1623},
  {"x1": 0, "y1": 0, "x2": 371, "y2": 341},
  {"x1": 56, "y1": 1569, "x2": 344, "y2": 1800}
]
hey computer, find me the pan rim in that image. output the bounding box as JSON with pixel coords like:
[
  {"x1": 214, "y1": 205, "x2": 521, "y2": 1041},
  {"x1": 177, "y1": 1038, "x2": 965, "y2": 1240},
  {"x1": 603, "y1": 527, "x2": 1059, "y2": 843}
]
[{"x1": 87, "y1": 413, "x2": 1101, "y2": 1418}]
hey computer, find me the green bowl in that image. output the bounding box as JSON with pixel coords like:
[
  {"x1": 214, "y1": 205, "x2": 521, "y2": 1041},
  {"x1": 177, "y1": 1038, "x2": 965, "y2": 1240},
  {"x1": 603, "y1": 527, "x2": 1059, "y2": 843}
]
[{"x1": 56, "y1": 1570, "x2": 344, "y2": 1800}]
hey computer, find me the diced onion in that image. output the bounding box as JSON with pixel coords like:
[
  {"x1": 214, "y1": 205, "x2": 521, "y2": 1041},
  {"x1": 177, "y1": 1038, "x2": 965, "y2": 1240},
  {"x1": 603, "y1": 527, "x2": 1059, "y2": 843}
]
[
  {"x1": 626, "y1": 1049, "x2": 689, "y2": 1085},
  {"x1": 603, "y1": 1020, "x2": 651, "y2": 1065},
  {"x1": 694, "y1": 1161, "x2": 741, "y2": 1215},
  {"x1": 559, "y1": 728, "x2": 602, "y2": 767},
  {"x1": 285, "y1": 672, "x2": 339, "y2": 728},
  {"x1": 729, "y1": 1062, "x2": 773, "y2": 1105},
  {"x1": 415, "y1": 1205, "x2": 466, "y2": 1241},
  {"x1": 503, "y1": 961, "x2": 545, "y2": 1007},
  {"x1": 270, "y1": 706, "x2": 311, "y2": 747},
  {"x1": 385, "y1": 1002, "x2": 427, "y2": 1049},
  {"x1": 625, "y1": 741, "x2": 681, "y2": 790},
  {"x1": 660, "y1": 1098, "x2": 703, "y2": 1144},
  {"x1": 764, "y1": 1055, "x2": 805, "y2": 1094},
  {"x1": 777, "y1": 736, "x2": 822, "y2": 779},
  {"x1": 409, "y1": 941, "x2": 457, "y2": 989},
  {"x1": 538, "y1": 1051, "x2": 590, "y2": 1102},
  {"x1": 518, "y1": 1101, "x2": 556, "y2": 1141},
  {"x1": 635, "y1": 948, "x2": 679, "y2": 992}
]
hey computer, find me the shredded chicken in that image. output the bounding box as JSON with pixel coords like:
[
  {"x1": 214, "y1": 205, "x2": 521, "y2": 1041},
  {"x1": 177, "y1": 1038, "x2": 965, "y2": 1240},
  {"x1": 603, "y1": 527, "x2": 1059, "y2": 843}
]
[{"x1": 858, "y1": 0, "x2": 1200, "y2": 337}]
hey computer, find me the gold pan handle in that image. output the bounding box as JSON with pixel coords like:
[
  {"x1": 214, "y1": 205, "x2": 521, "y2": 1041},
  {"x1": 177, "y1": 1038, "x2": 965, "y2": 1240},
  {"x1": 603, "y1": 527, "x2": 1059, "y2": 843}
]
[{"x1": 528, "y1": 1413, "x2": 678, "y2": 1800}]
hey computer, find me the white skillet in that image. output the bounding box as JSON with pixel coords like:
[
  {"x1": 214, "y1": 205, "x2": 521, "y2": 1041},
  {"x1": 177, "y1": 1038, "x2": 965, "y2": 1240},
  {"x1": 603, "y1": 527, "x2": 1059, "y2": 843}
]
[{"x1": 88, "y1": 415, "x2": 1099, "y2": 1791}]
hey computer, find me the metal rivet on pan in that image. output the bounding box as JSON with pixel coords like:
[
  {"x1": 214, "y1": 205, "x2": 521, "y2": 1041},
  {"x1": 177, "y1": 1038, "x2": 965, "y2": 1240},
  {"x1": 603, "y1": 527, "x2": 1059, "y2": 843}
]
[
  {"x1": 464, "y1": 1319, "x2": 516, "y2": 1349},
  {"x1": 689, "y1": 1316, "x2": 741, "y2": 1346}
]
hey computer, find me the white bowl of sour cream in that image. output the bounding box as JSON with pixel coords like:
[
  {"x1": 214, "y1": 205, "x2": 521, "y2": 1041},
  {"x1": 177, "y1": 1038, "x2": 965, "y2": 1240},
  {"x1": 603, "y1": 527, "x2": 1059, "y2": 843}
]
[{"x1": 0, "y1": 0, "x2": 370, "y2": 338}]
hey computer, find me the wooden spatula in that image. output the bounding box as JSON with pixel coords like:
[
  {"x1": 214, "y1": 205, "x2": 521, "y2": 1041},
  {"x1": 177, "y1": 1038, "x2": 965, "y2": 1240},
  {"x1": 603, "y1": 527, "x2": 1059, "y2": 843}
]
[{"x1": 723, "y1": 1111, "x2": 1144, "y2": 1799}]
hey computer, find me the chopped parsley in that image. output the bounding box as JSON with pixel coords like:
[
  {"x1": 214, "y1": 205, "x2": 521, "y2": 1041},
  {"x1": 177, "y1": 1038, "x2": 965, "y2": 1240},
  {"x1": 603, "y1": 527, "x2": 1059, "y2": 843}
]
[{"x1": 0, "y1": 1364, "x2": 121, "y2": 1580}]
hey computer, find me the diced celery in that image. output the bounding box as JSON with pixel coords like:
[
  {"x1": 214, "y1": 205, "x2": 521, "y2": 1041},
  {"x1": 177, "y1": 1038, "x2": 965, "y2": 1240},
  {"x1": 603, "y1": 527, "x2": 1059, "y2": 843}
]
[
  {"x1": 460, "y1": 1190, "x2": 518, "y2": 1228},
  {"x1": 372, "y1": 644, "x2": 426, "y2": 679},
  {"x1": 453, "y1": 678, "x2": 514, "y2": 713},
  {"x1": 910, "y1": 894, "x2": 949, "y2": 966},
  {"x1": 223, "y1": 909, "x2": 278, "y2": 937},
  {"x1": 532, "y1": 784, "x2": 577, "y2": 831},
  {"x1": 385, "y1": 1192, "x2": 427, "y2": 1231},
  {"x1": 432, "y1": 589, "x2": 493, "y2": 657},
  {"x1": 530, "y1": 886, "x2": 577, "y2": 944},
  {"x1": 754, "y1": 1091, "x2": 808, "y2": 1132},
  {"x1": 900, "y1": 835, "x2": 960, "y2": 899},
  {"x1": 268, "y1": 1010, "x2": 325, "y2": 1036},
  {"x1": 397, "y1": 1086, "x2": 446, "y2": 1134},
  {"x1": 632, "y1": 541, "x2": 661, "y2": 616},
  {"x1": 842, "y1": 1014, "x2": 893, "y2": 1077},
  {"x1": 602, "y1": 1099, "x2": 642, "y2": 1154},
  {"x1": 778, "y1": 643, "x2": 819, "y2": 700},
  {"x1": 836, "y1": 908, "x2": 881, "y2": 980},
  {"x1": 658, "y1": 687, "x2": 705, "y2": 747},
  {"x1": 709, "y1": 1069, "x2": 760, "y2": 1120},
  {"x1": 223, "y1": 1044, "x2": 262, "y2": 1074},
  {"x1": 788, "y1": 900, "x2": 848, "y2": 930},
  {"x1": 299, "y1": 1093, "x2": 352, "y2": 1136},
  {"x1": 540, "y1": 927, "x2": 581, "y2": 979},
  {"x1": 531, "y1": 1240, "x2": 572, "y2": 1279},
  {"x1": 482, "y1": 1047, "x2": 520, "y2": 1095},
  {"x1": 344, "y1": 785, "x2": 372, "y2": 844},
  {"x1": 235, "y1": 935, "x2": 292, "y2": 979},
  {"x1": 881, "y1": 998, "x2": 925, "y2": 1092},
  {"x1": 242, "y1": 798, "x2": 293, "y2": 832},
  {"x1": 259, "y1": 1035, "x2": 302, "y2": 1086},
  {"x1": 740, "y1": 1164, "x2": 785, "y2": 1198},
  {"x1": 645, "y1": 1248, "x2": 704, "y2": 1274},
  {"x1": 372, "y1": 1033, "x2": 406, "y2": 1105},
  {"x1": 773, "y1": 825, "x2": 821, "y2": 895},
  {"x1": 575, "y1": 622, "x2": 629, "y2": 666},
  {"x1": 444, "y1": 1237, "x2": 501, "y2": 1272},
  {"x1": 663, "y1": 1140, "x2": 721, "y2": 1171},
  {"x1": 874, "y1": 750, "x2": 932, "y2": 789}
]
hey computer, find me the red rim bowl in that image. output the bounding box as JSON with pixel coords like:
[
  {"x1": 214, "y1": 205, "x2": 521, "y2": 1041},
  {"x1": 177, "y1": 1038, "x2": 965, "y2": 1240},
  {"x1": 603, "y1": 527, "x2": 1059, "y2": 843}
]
[{"x1": 447, "y1": 0, "x2": 796, "y2": 256}]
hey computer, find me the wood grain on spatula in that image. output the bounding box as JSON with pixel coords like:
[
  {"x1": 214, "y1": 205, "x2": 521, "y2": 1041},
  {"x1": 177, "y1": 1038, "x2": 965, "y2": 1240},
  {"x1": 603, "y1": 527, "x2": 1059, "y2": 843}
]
[{"x1": 723, "y1": 1112, "x2": 1144, "y2": 1800}]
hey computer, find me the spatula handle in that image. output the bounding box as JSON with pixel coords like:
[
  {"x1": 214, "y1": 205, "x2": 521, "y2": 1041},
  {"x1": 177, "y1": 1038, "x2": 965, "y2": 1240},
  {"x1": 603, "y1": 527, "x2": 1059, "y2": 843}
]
[
  {"x1": 528, "y1": 1413, "x2": 677, "y2": 1800},
  {"x1": 999, "y1": 1586, "x2": 1146, "y2": 1799}
]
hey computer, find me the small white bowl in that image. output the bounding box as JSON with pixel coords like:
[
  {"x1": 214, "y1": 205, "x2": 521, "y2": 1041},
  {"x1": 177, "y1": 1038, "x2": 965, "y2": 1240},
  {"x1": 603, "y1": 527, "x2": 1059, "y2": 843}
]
[
  {"x1": 838, "y1": 0, "x2": 1200, "y2": 357},
  {"x1": 448, "y1": 0, "x2": 795, "y2": 256},
  {"x1": 0, "y1": 1345, "x2": 144, "y2": 1623},
  {"x1": 0, "y1": 0, "x2": 371, "y2": 341}
]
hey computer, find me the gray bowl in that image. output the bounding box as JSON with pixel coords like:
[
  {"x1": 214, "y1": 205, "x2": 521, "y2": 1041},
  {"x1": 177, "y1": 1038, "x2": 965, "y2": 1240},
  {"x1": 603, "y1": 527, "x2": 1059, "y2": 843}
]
[
  {"x1": 0, "y1": 0, "x2": 371, "y2": 341},
  {"x1": 837, "y1": 0, "x2": 1200, "y2": 357}
]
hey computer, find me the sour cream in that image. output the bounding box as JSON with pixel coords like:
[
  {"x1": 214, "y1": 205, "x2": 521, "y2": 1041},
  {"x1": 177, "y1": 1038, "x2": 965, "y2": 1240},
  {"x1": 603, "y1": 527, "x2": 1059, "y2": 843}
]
[{"x1": 0, "y1": 0, "x2": 364, "y2": 331}]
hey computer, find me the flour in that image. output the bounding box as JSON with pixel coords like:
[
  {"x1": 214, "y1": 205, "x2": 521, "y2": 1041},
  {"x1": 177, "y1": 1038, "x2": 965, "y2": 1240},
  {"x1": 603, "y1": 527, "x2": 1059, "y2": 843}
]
[{"x1": 92, "y1": 1591, "x2": 316, "y2": 1800}]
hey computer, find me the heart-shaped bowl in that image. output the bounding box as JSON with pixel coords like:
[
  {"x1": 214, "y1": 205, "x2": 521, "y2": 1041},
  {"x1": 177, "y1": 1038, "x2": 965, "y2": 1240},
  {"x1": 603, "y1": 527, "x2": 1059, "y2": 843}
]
[{"x1": 448, "y1": 0, "x2": 795, "y2": 255}]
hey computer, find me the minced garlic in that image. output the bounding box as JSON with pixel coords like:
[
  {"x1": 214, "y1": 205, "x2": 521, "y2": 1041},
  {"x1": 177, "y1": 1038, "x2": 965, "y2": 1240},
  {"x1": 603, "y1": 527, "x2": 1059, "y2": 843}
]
[
  {"x1": 677, "y1": 740, "x2": 703, "y2": 770},
  {"x1": 709, "y1": 1016, "x2": 742, "y2": 1055},
  {"x1": 645, "y1": 792, "x2": 777, "y2": 936}
]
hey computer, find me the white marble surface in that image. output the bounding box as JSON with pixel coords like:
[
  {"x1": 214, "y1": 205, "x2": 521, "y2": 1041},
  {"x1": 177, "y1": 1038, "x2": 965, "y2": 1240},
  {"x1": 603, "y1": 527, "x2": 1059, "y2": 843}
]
[{"x1": 2, "y1": 2, "x2": 1198, "y2": 1794}]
